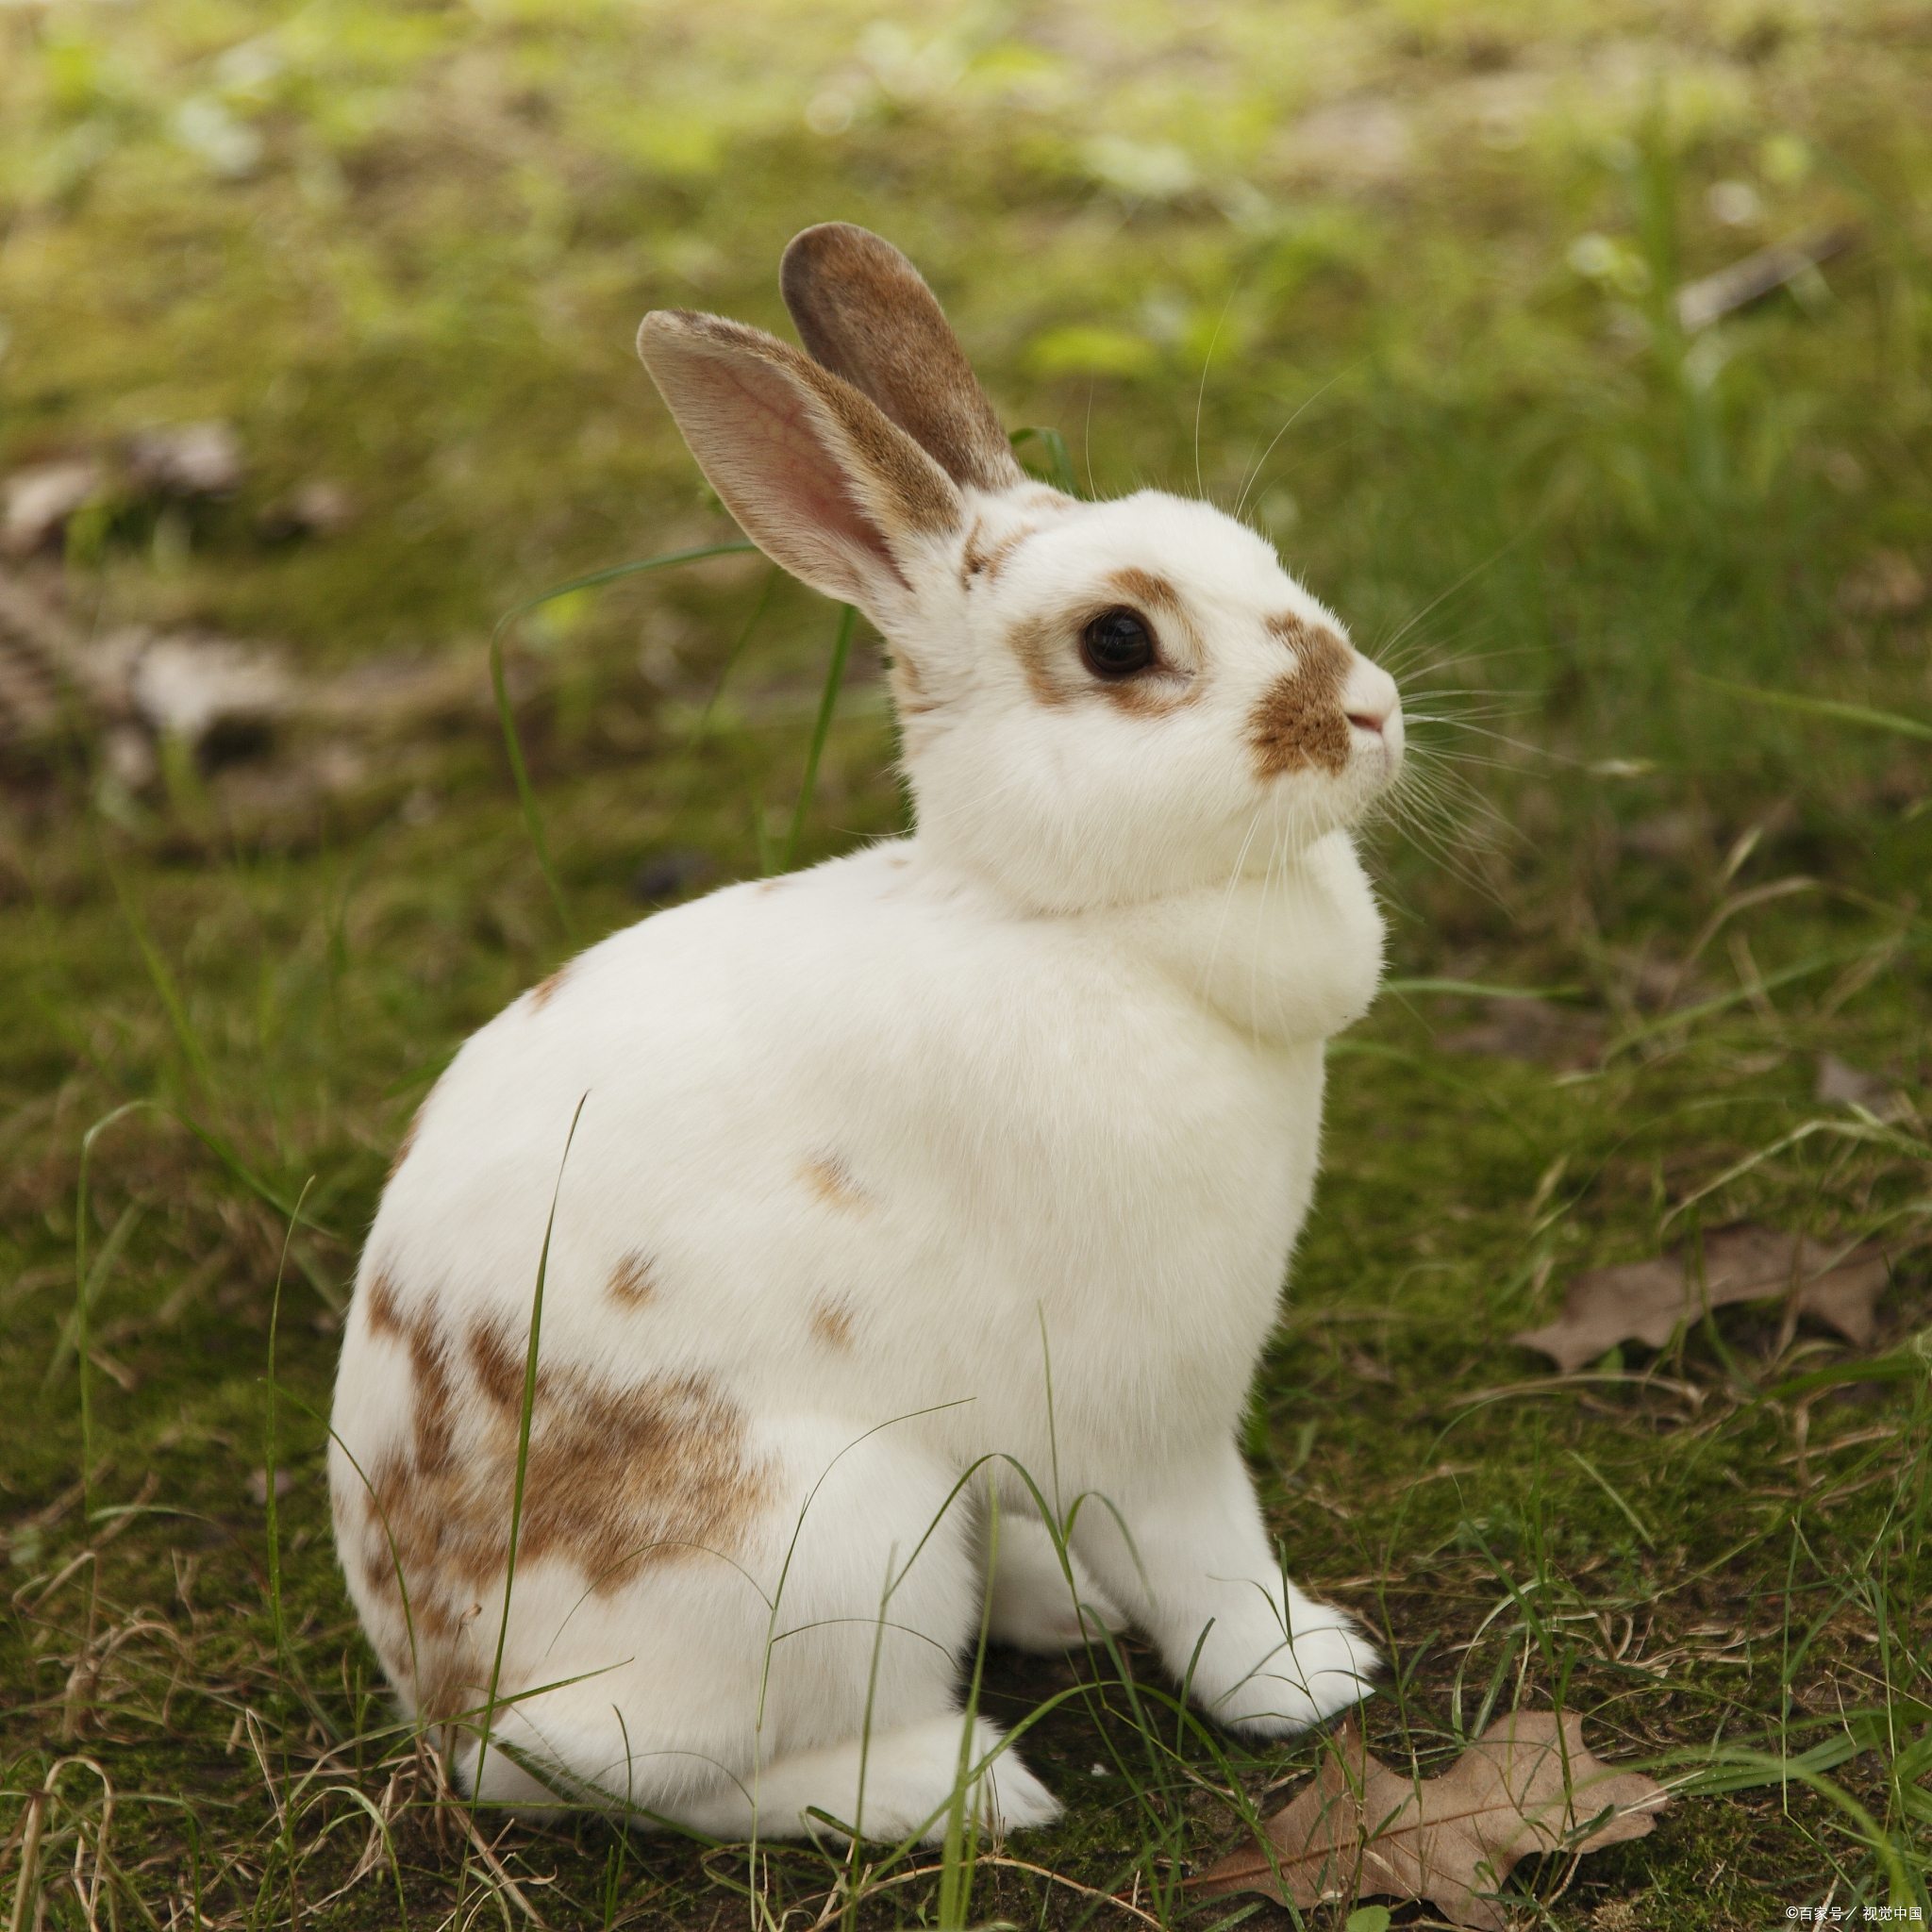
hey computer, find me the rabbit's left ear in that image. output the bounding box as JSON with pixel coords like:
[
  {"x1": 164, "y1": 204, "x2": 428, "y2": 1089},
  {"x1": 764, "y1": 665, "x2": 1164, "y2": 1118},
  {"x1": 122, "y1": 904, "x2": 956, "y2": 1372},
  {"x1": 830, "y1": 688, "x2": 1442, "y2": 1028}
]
[
  {"x1": 637, "y1": 309, "x2": 963, "y2": 622},
  {"x1": 782, "y1": 225, "x2": 1026, "y2": 496}
]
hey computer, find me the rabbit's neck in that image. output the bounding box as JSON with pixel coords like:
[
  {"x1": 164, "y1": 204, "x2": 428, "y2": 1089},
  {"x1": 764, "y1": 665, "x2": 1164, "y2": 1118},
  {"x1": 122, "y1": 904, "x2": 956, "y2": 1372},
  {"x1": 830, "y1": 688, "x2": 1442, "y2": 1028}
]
[{"x1": 1074, "y1": 829, "x2": 1386, "y2": 1043}]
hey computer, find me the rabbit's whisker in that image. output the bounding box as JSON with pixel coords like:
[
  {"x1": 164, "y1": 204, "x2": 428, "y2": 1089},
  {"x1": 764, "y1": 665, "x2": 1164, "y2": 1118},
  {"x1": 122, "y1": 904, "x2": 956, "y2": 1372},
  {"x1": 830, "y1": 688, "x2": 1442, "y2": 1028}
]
[{"x1": 1233, "y1": 357, "x2": 1369, "y2": 525}]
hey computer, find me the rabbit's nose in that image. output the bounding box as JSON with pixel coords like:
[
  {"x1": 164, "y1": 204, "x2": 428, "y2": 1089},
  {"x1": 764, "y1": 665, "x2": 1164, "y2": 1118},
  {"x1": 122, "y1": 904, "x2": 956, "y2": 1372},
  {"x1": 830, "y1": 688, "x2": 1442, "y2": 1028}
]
[
  {"x1": 1342, "y1": 661, "x2": 1403, "y2": 768},
  {"x1": 1342, "y1": 660, "x2": 1399, "y2": 734}
]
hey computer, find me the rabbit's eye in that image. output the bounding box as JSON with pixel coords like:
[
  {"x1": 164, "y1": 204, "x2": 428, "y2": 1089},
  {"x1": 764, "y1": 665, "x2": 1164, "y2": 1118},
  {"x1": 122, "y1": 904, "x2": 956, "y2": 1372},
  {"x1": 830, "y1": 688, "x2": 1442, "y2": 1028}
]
[{"x1": 1080, "y1": 608, "x2": 1157, "y2": 679}]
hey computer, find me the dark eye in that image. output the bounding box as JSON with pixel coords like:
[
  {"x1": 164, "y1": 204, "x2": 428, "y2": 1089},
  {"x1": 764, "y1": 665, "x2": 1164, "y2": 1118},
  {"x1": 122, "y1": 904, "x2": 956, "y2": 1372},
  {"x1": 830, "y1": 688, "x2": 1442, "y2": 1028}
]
[{"x1": 1080, "y1": 608, "x2": 1157, "y2": 679}]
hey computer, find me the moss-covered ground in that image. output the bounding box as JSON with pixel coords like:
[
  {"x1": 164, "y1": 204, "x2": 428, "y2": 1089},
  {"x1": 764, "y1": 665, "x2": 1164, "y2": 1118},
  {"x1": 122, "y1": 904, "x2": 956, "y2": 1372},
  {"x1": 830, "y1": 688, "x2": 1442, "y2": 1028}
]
[{"x1": 2, "y1": 1, "x2": 1929, "y2": 1925}]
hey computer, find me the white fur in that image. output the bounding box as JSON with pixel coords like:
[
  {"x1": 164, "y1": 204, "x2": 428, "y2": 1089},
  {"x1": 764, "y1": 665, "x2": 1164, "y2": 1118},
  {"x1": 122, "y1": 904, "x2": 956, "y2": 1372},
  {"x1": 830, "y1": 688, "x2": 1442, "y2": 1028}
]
[{"x1": 330, "y1": 229, "x2": 1402, "y2": 1845}]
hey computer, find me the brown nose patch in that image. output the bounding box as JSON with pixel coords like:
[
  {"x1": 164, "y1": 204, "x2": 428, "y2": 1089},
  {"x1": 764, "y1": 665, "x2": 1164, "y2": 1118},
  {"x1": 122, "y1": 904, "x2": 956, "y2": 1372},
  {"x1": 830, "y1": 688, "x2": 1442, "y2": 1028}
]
[{"x1": 1249, "y1": 617, "x2": 1353, "y2": 777}]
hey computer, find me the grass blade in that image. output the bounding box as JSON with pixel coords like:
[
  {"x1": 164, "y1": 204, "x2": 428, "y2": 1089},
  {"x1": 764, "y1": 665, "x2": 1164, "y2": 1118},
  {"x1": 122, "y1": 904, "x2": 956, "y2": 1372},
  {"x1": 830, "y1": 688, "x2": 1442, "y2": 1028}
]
[
  {"x1": 1692, "y1": 671, "x2": 1932, "y2": 742},
  {"x1": 780, "y1": 602, "x2": 857, "y2": 874},
  {"x1": 474, "y1": 1093, "x2": 590, "y2": 1807},
  {"x1": 109, "y1": 874, "x2": 212, "y2": 1097},
  {"x1": 70, "y1": 1103, "x2": 154, "y2": 1536},
  {"x1": 489, "y1": 540, "x2": 760, "y2": 942},
  {"x1": 263, "y1": 1178, "x2": 314, "y2": 1694},
  {"x1": 1011, "y1": 425, "x2": 1081, "y2": 497}
]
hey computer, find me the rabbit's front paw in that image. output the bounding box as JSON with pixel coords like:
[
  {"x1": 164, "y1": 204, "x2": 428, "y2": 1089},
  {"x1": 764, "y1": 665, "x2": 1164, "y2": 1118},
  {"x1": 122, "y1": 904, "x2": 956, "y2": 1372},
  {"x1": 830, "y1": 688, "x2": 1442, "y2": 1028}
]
[{"x1": 1202, "y1": 1611, "x2": 1380, "y2": 1739}]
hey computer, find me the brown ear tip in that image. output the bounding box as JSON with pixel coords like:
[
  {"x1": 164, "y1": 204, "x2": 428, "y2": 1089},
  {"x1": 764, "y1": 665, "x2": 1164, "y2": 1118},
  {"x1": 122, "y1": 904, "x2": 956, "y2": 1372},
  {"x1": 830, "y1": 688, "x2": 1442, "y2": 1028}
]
[
  {"x1": 782, "y1": 222, "x2": 901, "y2": 277},
  {"x1": 785, "y1": 221, "x2": 875, "y2": 253}
]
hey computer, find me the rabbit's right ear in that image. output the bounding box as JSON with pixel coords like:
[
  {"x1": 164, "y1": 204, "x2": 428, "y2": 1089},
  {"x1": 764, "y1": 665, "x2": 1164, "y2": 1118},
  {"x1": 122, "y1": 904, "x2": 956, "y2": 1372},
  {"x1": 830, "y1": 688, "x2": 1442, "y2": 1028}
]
[
  {"x1": 781, "y1": 225, "x2": 1026, "y2": 495},
  {"x1": 637, "y1": 310, "x2": 963, "y2": 619}
]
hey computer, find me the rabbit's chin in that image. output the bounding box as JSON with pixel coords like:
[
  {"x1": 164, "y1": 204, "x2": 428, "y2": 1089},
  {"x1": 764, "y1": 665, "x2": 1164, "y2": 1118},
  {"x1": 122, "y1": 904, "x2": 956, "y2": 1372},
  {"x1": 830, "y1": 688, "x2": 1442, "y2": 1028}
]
[{"x1": 911, "y1": 777, "x2": 1387, "y2": 920}]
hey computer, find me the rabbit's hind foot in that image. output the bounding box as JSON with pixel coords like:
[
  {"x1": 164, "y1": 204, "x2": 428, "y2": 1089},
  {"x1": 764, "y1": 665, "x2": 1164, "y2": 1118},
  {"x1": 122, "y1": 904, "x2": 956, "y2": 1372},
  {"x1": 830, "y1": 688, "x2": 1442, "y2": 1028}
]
[{"x1": 672, "y1": 1713, "x2": 1060, "y2": 1845}]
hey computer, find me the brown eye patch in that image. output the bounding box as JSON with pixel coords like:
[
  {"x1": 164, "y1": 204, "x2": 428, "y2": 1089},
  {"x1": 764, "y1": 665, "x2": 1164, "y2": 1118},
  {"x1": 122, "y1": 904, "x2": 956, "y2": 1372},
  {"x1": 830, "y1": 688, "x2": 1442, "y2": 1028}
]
[
  {"x1": 1250, "y1": 615, "x2": 1354, "y2": 776},
  {"x1": 1006, "y1": 573, "x2": 1202, "y2": 715}
]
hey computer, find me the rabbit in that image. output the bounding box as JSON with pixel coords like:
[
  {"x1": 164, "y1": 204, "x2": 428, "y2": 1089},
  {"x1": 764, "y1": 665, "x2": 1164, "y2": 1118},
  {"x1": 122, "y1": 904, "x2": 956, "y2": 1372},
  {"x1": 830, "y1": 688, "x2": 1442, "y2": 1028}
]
[{"x1": 329, "y1": 222, "x2": 1403, "y2": 1847}]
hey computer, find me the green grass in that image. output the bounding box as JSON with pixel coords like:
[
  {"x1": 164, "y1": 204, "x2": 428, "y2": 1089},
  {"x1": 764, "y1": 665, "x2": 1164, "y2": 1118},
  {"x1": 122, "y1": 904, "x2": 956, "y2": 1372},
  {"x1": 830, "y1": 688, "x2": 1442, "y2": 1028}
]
[{"x1": 3, "y1": 0, "x2": 1931, "y2": 1925}]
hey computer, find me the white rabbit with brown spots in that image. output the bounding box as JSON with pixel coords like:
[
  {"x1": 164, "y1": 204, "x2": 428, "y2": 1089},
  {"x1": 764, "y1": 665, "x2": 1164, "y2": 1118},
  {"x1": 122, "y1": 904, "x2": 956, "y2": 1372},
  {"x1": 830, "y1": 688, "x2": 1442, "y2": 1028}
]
[{"x1": 330, "y1": 223, "x2": 1402, "y2": 1844}]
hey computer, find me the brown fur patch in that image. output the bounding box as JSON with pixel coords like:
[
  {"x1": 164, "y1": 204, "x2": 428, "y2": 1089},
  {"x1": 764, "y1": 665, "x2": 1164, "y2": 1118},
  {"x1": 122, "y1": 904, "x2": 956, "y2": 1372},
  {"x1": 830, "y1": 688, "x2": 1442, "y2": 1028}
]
[
  {"x1": 1008, "y1": 600, "x2": 1197, "y2": 714},
  {"x1": 810, "y1": 1296, "x2": 857, "y2": 1349},
  {"x1": 957, "y1": 513, "x2": 986, "y2": 590},
  {"x1": 800, "y1": 1154, "x2": 874, "y2": 1214},
  {"x1": 1250, "y1": 621, "x2": 1354, "y2": 777},
  {"x1": 528, "y1": 964, "x2": 571, "y2": 1011},
  {"x1": 363, "y1": 1266, "x2": 406, "y2": 1341},
  {"x1": 960, "y1": 519, "x2": 1035, "y2": 590},
  {"x1": 607, "y1": 1252, "x2": 658, "y2": 1308},
  {"x1": 1007, "y1": 612, "x2": 1069, "y2": 707},
  {"x1": 351, "y1": 1294, "x2": 771, "y2": 1712},
  {"x1": 1108, "y1": 567, "x2": 1185, "y2": 620},
  {"x1": 386, "y1": 1108, "x2": 423, "y2": 1184}
]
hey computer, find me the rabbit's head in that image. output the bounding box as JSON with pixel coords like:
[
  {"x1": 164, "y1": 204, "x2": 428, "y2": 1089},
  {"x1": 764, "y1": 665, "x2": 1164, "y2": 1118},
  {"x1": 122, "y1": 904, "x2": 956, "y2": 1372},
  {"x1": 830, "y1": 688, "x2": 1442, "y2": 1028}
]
[{"x1": 638, "y1": 225, "x2": 1401, "y2": 913}]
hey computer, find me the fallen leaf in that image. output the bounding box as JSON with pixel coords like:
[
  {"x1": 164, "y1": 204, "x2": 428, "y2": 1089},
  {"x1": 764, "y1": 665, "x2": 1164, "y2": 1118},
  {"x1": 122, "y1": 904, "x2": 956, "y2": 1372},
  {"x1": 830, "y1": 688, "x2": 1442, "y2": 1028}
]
[
  {"x1": 1620, "y1": 808, "x2": 1713, "y2": 861},
  {"x1": 1674, "y1": 223, "x2": 1855, "y2": 333},
  {"x1": 1192, "y1": 1711, "x2": 1665, "y2": 1929},
  {"x1": 0, "y1": 573, "x2": 70, "y2": 741},
  {"x1": 1513, "y1": 1224, "x2": 1892, "y2": 1374},
  {"x1": 258, "y1": 478, "x2": 357, "y2": 541},
  {"x1": 1813, "y1": 1053, "x2": 1907, "y2": 1119},
  {"x1": 1815, "y1": 1053, "x2": 1885, "y2": 1107}
]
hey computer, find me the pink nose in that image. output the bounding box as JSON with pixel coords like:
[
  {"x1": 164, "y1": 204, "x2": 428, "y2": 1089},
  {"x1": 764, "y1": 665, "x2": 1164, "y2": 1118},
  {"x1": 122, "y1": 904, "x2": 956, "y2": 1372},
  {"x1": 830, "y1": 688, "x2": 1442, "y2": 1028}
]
[{"x1": 1347, "y1": 706, "x2": 1389, "y2": 735}]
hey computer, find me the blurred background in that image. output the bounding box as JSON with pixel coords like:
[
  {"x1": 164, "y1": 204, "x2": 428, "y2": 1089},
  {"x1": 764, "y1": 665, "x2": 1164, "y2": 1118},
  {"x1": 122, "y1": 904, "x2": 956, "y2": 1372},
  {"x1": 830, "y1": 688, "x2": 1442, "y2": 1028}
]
[
  {"x1": 2, "y1": 0, "x2": 1926, "y2": 979},
  {"x1": 1, "y1": 6, "x2": 1929, "y2": 1924}
]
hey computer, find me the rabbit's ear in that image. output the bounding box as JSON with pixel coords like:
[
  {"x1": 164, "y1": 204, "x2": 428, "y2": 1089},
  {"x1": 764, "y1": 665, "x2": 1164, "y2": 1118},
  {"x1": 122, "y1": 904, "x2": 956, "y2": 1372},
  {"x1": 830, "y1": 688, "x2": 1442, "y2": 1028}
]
[
  {"x1": 638, "y1": 309, "x2": 964, "y2": 616},
  {"x1": 781, "y1": 225, "x2": 1026, "y2": 495}
]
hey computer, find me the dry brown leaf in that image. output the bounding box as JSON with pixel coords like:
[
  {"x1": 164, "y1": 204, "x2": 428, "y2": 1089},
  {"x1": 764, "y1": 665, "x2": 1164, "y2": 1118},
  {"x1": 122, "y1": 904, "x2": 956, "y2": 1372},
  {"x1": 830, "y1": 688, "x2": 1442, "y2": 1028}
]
[
  {"x1": 1513, "y1": 1224, "x2": 1892, "y2": 1374},
  {"x1": 1191, "y1": 1712, "x2": 1665, "y2": 1929}
]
